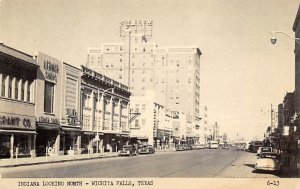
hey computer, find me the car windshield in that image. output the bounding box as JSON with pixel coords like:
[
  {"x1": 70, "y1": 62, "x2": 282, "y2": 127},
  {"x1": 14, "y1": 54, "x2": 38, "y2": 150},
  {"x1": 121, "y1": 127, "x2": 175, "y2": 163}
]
[
  {"x1": 261, "y1": 148, "x2": 272, "y2": 152},
  {"x1": 259, "y1": 153, "x2": 277, "y2": 159}
]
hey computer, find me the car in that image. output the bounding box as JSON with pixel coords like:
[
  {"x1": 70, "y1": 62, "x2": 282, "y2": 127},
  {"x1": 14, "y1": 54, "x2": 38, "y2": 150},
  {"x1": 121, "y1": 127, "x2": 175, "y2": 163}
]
[
  {"x1": 138, "y1": 145, "x2": 155, "y2": 154},
  {"x1": 257, "y1": 147, "x2": 272, "y2": 156},
  {"x1": 176, "y1": 145, "x2": 186, "y2": 151},
  {"x1": 119, "y1": 145, "x2": 138, "y2": 156},
  {"x1": 222, "y1": 145, "x2": 229, "y2": 149},
  {"x1": 255, "y1": 153, "x2": 282, "y2": 174}
]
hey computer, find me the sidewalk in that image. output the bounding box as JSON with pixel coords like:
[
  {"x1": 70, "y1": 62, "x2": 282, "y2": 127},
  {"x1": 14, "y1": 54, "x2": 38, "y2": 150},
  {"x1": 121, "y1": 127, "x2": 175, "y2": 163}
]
[{"x1": 0, "y1": 152, "x2": 118, "y2": 168}]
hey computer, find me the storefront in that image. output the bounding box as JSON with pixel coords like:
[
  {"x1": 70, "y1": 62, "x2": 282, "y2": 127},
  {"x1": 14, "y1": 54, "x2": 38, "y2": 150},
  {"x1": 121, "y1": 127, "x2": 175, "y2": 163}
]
[
  {"x1": 0, "y1": 44, "x2": 38, "y2": 159},
  {"x1": 0, "y1": 115, "x2": 37, "y2": 158},
  {"x1": 36, "y1": 116, "x2": 60, "y2": 156}
]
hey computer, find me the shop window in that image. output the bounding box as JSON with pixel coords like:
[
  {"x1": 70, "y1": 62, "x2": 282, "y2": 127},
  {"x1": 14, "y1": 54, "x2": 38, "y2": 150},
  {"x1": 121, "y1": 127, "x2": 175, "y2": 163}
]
[
  {"x1": 8, "y1": 76, "x2": 12, "y2": 98},
  {"x1": 27, "y1": 81, "x2": 31, "y2": 102},
  {"x1": 1, "y1": 74, "x2": 6, "y2": 97},
  {"x1": 15, "y1": 78, "x2": 19, "y2": 99},
  {"x1": 21, "y1": 80, "x2": 25, "y2": 101},
  {"x1": 44, "y1": 81, "x2": 55, "y2": 113}
]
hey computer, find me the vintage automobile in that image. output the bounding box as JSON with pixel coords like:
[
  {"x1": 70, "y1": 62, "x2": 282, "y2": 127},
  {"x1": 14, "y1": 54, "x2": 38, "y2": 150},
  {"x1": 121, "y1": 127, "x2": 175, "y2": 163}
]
[
  {"x1": 255, "y1": 152, "x2": 282, "y2": 174},
  {"x1": 176, "y1": 145, "x2": 186, "y2": 151},
  {"x1": 119, "y1": 145, "x2": 138, "y2": 156},
  {"x1": 138, "y1": 145, "x2": 155, "y2": 154},
  {"x1": 222, "y1": 144, "x2": 229, "y2": 149},
  {"x1": 257, "y1": 147, "x2": 272, "y2": 156}
]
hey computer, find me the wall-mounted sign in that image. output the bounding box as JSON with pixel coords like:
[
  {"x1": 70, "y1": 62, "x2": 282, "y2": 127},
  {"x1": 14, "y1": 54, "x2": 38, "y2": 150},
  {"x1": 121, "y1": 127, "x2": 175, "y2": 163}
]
[
  {"x1": 44, "y1": 60, "x2": 59, "y2": 82},
  {"x1": 38, "y1": 116, "x2": 59, "y2": 124},
  {"x1": 66, "y1": 108, "x2": 77, "y2": 125},
  {"x1": 0, "y1": 114, "x2": 35, "y2": 129}
]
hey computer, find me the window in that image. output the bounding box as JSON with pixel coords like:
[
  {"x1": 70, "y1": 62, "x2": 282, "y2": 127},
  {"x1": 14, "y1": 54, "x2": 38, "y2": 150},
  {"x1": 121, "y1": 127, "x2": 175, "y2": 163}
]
[
  {"x1": 135, "y1": 120, "x2": 139, "y2": 128},
  {"x1": 142, "y1": 104, "x2": 146, "y2": 111},
  {"x1": 27, "y1": 81, "x2": 31, "y2": 102},
  {"x1": 8, "y1": 76, "x2": 12, "y2": 98},
  {"x1": 15, "y1": 78, "x2": 19, "y2": 99},
  {"x1": 1, "y1": 75, "x2": 6, "y2": 97},
  {"x1": 119, "y1": 75, "x2": 122, "y2": 79},
  {"x1": 44, "y1": 81, "x2": 55, "y2": 113},
  {"x1": 21, "y1": 80, "x2": 25, "y2": 101}
]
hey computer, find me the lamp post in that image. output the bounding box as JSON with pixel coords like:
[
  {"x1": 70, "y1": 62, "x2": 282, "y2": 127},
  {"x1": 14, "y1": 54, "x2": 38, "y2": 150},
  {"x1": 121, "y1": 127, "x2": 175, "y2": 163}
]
[
  {"x1": 96, "y1": 87, "x2": 114, "y2": 154},
  {"x1": 270, "y1": 31, "x2": 300, "y2": 45}
]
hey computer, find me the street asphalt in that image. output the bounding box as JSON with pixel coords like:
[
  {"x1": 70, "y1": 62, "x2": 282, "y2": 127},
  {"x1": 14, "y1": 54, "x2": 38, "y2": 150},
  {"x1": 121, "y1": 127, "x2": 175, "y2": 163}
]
[{"x1": 0, "y1": 148, "x2": 279, "y2": 178}]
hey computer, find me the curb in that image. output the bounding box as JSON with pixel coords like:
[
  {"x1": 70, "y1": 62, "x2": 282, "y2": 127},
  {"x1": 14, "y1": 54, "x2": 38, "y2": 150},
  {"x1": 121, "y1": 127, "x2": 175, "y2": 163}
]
[{"x1": 0, "y1": 154, "x2": 119, "y2": 168}]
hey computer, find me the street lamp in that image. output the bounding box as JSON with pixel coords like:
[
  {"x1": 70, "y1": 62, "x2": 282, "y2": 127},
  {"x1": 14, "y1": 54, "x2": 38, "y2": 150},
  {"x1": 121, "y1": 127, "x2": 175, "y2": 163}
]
[
  {"x1": 270, "y1": 31, "x2": 300, "y2": 45},
  {"x1": 96, "y1": 87, "x2": 114, "y2": 154}
]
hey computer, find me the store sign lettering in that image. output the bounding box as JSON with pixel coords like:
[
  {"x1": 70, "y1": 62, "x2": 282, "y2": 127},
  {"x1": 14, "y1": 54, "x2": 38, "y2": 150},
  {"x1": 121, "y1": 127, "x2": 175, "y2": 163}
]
[
  {"x1": 0, "y1": 116, "x2": 31, "y2": 128},
  {"x1": 38, "y1": 116, "x2": 59, "y2": 124},
  {"x1": 120, "y1": 20, "x2": 153, "y2": 29},
  {"x1": 67, "y1": 108, "x2": 77, "y2": 125},
  {"x1": 44, "y1": 60, "x2": 59, "y2": 82}
]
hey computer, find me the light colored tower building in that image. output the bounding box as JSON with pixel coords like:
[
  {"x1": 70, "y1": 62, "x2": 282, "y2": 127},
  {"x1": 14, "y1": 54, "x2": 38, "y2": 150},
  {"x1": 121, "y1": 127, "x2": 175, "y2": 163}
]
[{"x1": 86, "y1": 20, "x2": 202, "y2": 144}]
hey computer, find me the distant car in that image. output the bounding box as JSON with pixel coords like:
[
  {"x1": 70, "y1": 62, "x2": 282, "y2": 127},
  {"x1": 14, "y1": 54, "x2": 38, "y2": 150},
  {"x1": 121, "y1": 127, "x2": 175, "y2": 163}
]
[
  {"x1": 138, "y1": 145, "x2": 155, "y2": 154},
  {"x1": 194, "y1": 144, "x2": 205, "y2": 149},
  {"x1": 257, "y1": 147, "x2": 272, "y2": 156},
  {"x1": 255, "y1": 153, "x2": 282, "y2": 174},
  {"x1": 176, "y1": 145, "x2": 187, "y2": 151},
  {"x1": 222, "y1": 145, "x2": 229, "y2": 149},
  {"x1": 119, "y1": 145, "x2": 138, "y2": 156}
]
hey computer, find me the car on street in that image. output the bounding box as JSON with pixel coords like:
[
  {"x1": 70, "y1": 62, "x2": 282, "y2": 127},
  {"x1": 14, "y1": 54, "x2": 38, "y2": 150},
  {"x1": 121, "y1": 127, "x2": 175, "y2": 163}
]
[
  {"x1": 176, "y1": 144, "x2": 188, "y2": 151},
  {"x1": 257, "y1": 147, "x2": 272, "y2": 156},
  {"x1": 138, "y1": 145, "x2": 155, "y2": 154},
  {"x1": 255, "y1": 152, "x2": 282, "y2": 174},
  {"x1": 222, "y1": 144, "x2": 229, "y2": 149},
  {"x1": 119, "y1": 145, "x2": 138, "y2": 156}
]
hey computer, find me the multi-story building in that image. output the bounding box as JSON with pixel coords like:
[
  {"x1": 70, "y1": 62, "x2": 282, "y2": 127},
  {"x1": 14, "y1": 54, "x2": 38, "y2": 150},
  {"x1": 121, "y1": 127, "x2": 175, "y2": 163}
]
[
  {"x1": 0, "y1": 43, "x2": 38, "y2": 159},
  {"x1": 81, "y1": 66, "x2": 131, "y2": 153},
  {"x1": 199, "y1": 104, "x2": 209, "y2": 144},
  {"x1": 35, "y1": 52, "x2": 81, "y2": 156},
  {"x1": 86, "y1": 24, "x2": 202, "y2": 143}
]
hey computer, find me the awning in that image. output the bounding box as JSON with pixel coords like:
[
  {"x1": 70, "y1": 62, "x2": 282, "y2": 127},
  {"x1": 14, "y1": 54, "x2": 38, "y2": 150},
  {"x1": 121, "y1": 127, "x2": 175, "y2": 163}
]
[
  {"x1": 37, "y1": 123, "x2": 60, "y2": 130},
  {"x1": 0, "y1": 129, "x2": 37, "y2": 135},
  {"x1": 82, "y1": 131, "x2": 96, "y2": 135},
  {"x1": 61, "y1": 127, "x2": 81, "y2": 132}
]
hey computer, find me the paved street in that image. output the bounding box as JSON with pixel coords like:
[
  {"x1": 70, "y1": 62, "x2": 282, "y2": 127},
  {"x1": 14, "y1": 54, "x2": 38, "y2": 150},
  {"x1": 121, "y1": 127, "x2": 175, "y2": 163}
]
[{"x1": 0, "y1": 148, "x2": 280, "y2": 178}]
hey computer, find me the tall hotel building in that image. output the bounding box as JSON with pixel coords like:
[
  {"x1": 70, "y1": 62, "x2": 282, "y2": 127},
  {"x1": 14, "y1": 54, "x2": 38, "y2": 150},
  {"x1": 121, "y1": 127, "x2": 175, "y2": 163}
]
[{"x1": 86, "y1": 21, "x2": 202, "y2": 144}]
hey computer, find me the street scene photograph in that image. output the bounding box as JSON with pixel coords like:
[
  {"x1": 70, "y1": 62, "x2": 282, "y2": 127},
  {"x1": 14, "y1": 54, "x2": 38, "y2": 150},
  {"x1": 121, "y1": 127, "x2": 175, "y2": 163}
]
[{"x1": 0, "y1": 0, "x2": 300, "y2": 181}]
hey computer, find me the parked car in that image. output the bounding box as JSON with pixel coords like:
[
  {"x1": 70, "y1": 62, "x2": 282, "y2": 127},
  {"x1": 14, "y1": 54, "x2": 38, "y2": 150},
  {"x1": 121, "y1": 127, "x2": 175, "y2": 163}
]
[
  {"x1": 138, "y1": 145, "x2": 155, "y2": 154},
  {"x1": 257, "y1": 147, "x2": 272, "y2": 156},
  {"x1": 222, "y1": 144, "x2": 229, "y2": 149},
  {"x1": 255, "y1": 152, "x2": 282, "y2": 174},
  {"x1": 176, "y1": 145, "x2": 186, "y2": 151},
  {"x1": 119, "y1": 145, "x2": 138, "y2": 156}
]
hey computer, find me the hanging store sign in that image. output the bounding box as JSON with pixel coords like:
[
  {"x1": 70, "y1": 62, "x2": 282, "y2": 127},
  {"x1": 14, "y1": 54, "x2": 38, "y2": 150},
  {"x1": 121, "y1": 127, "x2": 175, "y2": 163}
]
[
  {"x1": 44, "y1": 60, "x2": 59, "y2": 82},
  {"x1": 0, "y1": 114, "x2": 35, "y2": 129},
  {"x1": 283, "y1": 126, "x2": 290, "y2": 136},
  {"x1": 66, "y1": 108, "x2": 78, "y2": 126}
]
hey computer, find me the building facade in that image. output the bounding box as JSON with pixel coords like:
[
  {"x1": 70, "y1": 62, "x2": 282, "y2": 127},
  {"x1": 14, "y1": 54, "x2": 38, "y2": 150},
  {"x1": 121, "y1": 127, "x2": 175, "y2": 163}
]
[
  {"x1": 35, "y1": 52, "x2": 81, "y2": 156},
  {"x1": 0, "y1": 44, "x2": 38, "y2": 159},
  {"x1": 81, "y1": 66, "x2": 131, "y2": 153}
]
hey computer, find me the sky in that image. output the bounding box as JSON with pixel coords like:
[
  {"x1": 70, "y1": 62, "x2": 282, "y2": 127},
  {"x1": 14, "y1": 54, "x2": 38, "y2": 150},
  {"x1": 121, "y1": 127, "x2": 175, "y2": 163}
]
[{"x1": 0, "y1": 0, "x2": 299, "y2": 141}]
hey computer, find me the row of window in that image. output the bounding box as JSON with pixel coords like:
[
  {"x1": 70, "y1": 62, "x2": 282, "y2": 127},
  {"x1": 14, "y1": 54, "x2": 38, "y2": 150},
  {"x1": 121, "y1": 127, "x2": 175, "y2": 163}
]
[{"x1": 0, "y1": 74, "x2": 33, "y2": 103}]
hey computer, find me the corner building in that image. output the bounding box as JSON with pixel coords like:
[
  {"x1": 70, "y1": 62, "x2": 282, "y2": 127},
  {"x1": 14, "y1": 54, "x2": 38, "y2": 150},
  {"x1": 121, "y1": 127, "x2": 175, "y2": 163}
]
[{"x1": 0, "y1": 44, "x2": 38, "y2": 159}]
